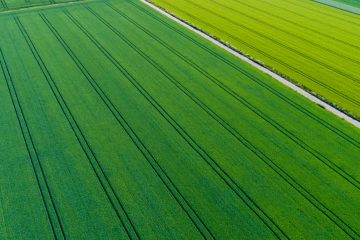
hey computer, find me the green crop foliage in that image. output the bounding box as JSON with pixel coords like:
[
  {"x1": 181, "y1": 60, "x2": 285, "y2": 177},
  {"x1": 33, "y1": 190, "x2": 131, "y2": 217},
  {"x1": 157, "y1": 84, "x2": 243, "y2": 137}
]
[
  {"x1": 0, "y1": 0, "x2": 359, "y2": 239},
  {"x1": 332, "y1": 0, "x2": 360, "y2": 8},
  {"x1": 314, "y1": 0, "x2": 360, "y2": 14},
  {"x1": 0, "y1": 0, "x2": 82, "y2": 12},
  {"x1": 150, "y1": 0, "x2": 360, "y2": 119}
]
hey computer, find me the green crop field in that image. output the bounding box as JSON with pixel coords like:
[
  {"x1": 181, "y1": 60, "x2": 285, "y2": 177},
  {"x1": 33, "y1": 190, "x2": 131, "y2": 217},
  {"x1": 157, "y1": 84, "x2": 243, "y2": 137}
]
[
  {"x1": 0, "y1": 0, "x2": 359, "y2": 239},
  {"x1": 0, "y1": 0, "x2": 81, "y2": 12},
  {"x1": 315, "y1": 0, "x2": 360, "y2": 14},
  {"x1": 331, "y1": 0, "x2": 360, "y2": 8},
  {"x1": 149, "y1": 0, "x2": 360, "y2": 119}
]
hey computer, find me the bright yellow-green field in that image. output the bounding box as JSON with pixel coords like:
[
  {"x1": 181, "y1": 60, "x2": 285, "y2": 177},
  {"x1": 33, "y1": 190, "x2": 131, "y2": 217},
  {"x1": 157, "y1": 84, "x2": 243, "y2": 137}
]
[
  {"x1": 1, "y1": 0, "x2": 360, "y2": 239},
  {"x1": 150, "y1": 0, "x2": 360, "y2": 119}
]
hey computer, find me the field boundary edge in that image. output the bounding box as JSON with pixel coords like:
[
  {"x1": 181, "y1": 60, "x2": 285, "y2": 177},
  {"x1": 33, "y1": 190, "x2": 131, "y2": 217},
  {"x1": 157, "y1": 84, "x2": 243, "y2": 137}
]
[
  {"x1": 313, "y1": 0, "x2": 360, "y2": 16},
  {"x1": 0, "y1": 0, "x2": 100, "y2": 15},
  {"x1": 141, "y1": 0, "x2": 360, "y2": 129}
]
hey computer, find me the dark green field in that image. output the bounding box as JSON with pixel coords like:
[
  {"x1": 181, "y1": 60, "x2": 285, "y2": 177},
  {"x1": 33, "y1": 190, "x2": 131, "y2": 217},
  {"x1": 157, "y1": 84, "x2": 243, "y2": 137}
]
[
  {"x1": 331, "y1": 0, "x2": 360, "y2": 8},
  {"x1": 0, "y1": 0, "x2": 359, "y2": 239},
  {"x1": 315, "y1": 0, "x2": 360, "y2": 14},
  {"x1": 0, "y1": 0, "x2": 81, "y2": 12}
]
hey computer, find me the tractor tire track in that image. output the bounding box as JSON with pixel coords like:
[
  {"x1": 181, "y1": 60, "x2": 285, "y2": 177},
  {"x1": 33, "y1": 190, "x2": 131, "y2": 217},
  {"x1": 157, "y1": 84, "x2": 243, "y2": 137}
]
[
  {"x1": 0, "y1": 0, "x2": 7, "y2": 9},
  {"x1": 128, "y1": 1, "x2": 360, "y2": 149},
  {"x1": 0, "y1": 47, "x2": 65, "y2": 240},
  {"x1": 207, "y1": 0, "x2": 360, "y2": 66},
  {"x1": 109, "y1": 3, "x2": 360, "y2": 190},
  {"x1": 86, "y1": 5, "x2": 360, "y2": 239},
  {"x1": 66, "y1": 7, "x2": 290, "y2": 240},
  {"x1": 147, "y1": 0, "x2": 360, "y2": 107},
  {"x1": 256, "y1": 0, "x2": 360, "y2": 37},
  {"x1": 182, "y1": 0, "x2": 360, "y2": 86},
  {"x1": 291, "y1": 0, "x2": 360, "y2": 24},
  {"x1": 50, "y1": 10, "x2": 216, "y2": 240},
  {"x1": 131, "y1": 0, "x2": 360, "y2": 146},
  {"x1": 226, "y1": 0, "x2": 360, "y2": 51},
  {"x1": 15, "y1": 15, "x2": 139, "y2": 240}
]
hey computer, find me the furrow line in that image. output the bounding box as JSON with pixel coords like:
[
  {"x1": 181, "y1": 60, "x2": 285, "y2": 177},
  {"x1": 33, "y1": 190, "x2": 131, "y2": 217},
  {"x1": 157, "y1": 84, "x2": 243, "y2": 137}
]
[
  {"x1": 208, "y1": 0, "x2": 360, "y2": 66},
  {"x1": 0, "y1": 47, "x2": 64, "y2": 240},
  {"x1": 149, "y1": 0, "x2": 360, "y2": 107},
  {"x1": 291, "y1": 0, "x2": 360, "y2": 24},
  {"x1": 314, "y1": 0, "x2": 360, "y2": 16},
  {"x1": 128, "y1": 1, "x2": 360, "y2": 149},
  {"x1": 1, "y1": 0, "x2": 7, "y2": 8},
  {"x1": 86, "y1": 5, "x2": 360, "y2": 239},
  {"x1": 180, "y1": 0, "x2": 360, "y2": 85},
  {"x1": 109, "y1": 3, "x2": 360, "y2": 190},
  {"x1": 15, "y1": 15, "x2": 138, "y2": 240},
  {"x1": 71, "y1": 7, "x2": 288, "y2": 239},
  {"x1": 227, "y1": 0, "x2": 360, "y2": 51},
  {"x1": 56, "y1": 10, "x2": 216, "y2": 240},
  {"x1": 256, "y1": 0, "x2": 360, "y2": 37}
]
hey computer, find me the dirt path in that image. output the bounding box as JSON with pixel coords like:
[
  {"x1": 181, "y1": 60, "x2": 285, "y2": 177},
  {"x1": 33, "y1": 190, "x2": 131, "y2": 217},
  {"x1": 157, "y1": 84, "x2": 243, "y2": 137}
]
[{"x1": 141, "y1": 0, "x2": 360, "y2": 128}]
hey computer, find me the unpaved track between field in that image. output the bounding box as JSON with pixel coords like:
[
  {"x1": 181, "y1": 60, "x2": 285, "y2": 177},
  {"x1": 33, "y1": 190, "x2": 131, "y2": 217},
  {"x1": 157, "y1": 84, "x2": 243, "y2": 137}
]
[{"x1": 141, "y1": 0, "x2": 360, "y2": 128}]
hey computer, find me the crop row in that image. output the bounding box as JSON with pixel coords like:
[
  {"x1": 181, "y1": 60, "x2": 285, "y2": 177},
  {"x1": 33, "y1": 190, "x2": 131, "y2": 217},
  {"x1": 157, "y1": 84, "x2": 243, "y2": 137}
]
[
  {"x1": 0, "y1": 0, "x2": 359, "y2": 238},
  {"x1": 150, "y1": 0, "x2": 360, "y2": 119},
  {"x1": 0, "y1": 0, "x2": 81, "y2": 12}
]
